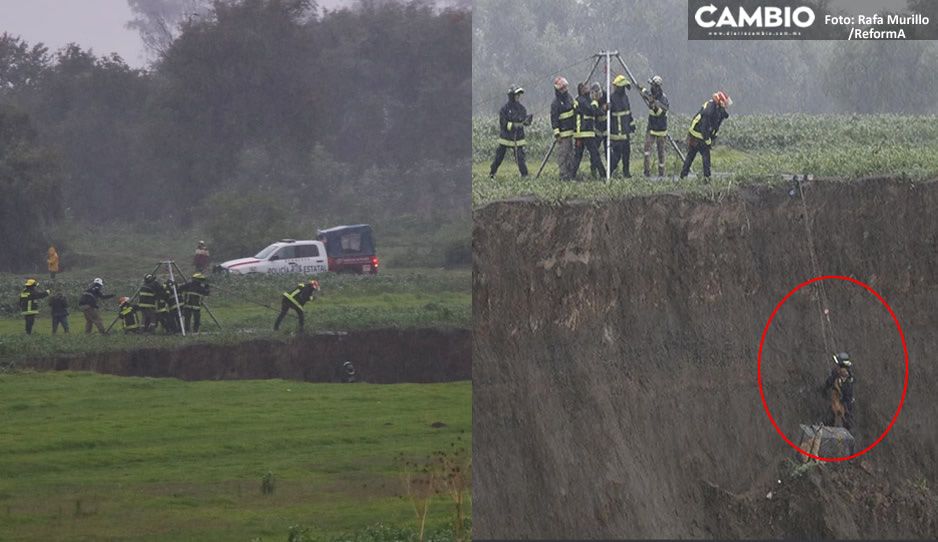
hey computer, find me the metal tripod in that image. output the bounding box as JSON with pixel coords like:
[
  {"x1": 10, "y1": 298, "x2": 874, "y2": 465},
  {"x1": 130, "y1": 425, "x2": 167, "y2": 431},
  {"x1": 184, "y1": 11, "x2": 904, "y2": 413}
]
[
  {"x1": 536, "y1": 50, "x2": 691, "y2": 180},
  {"x1": 106, "y1": 260, "x2": 221, "y2": 334}
]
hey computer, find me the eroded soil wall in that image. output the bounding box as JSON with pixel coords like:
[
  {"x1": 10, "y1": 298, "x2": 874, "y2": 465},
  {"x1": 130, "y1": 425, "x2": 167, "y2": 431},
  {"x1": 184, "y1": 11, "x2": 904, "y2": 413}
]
[
  {"x1": 20, "y1": 328, "x2": 470, "y2": 384},
  {"x1": 473, "y1": 178, "x2": 938, "y2": 538}
]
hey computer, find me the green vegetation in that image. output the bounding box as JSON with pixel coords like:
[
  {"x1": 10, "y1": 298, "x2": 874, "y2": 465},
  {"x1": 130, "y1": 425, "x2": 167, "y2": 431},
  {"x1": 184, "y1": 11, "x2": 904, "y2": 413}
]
[
  {"x1": 473, "y1": 114, "x2": 938, "y2": 206},
  {"x1": 0, "y1": 0, "x2": 470, "y2": 272},
  {"x1": 473, "y1": 0, "x2": 938, "y2": 116},
  {"x1": 0, "y1": 268, "x2": 469, "y2": 362},
  {"x1": 0, "y1": 371, "x2": 470, "y2": 541}
]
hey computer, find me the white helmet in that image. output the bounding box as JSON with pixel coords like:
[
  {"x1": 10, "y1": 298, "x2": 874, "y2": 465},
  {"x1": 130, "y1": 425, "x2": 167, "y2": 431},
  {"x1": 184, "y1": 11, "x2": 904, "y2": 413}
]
[
  {"x1": 93, "y1": 278, "x2": 104, "y2": 287},
  {"x1": 650, "y1": 75, "x2": 663, "y2": 86}
]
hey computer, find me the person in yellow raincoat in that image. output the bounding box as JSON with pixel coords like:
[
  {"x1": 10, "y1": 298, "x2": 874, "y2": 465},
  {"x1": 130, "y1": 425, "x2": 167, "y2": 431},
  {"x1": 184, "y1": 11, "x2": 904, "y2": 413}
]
[{"x1": 47, "y1": 245, "x2": 59, "y2": 280}]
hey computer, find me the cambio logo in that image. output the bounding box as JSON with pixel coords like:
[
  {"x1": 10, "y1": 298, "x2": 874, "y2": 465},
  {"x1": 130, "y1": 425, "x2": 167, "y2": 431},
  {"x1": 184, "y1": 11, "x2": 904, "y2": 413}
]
[{"x1": 695, "y1": 4, "x2": 816, "y2": 29}]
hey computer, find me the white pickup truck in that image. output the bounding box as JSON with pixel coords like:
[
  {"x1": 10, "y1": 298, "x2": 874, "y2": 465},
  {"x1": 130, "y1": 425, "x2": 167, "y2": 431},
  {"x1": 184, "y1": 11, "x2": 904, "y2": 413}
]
[{"x1": 218, "y1": 239, "x2": 328, "y2": 275}]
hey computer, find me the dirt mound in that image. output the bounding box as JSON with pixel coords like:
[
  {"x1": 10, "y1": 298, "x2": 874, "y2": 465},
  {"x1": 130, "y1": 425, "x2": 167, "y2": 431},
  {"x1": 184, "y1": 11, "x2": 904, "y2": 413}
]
[
  {"x1": 704, "y1": 461, "x2": 938, "y2": 538},
  {"x1": 473, "y1": 178, "x2": 938, "y2": 538},
  {"x1": 19, "y1": 328, "x2": 470, "y2": 383}
]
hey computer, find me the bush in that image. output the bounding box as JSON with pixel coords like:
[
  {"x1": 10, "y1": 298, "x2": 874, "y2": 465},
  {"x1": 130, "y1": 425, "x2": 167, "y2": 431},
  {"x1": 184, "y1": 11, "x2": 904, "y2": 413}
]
[{"x1": 200, "y1": 188, "x2": 304, "y2": 261}]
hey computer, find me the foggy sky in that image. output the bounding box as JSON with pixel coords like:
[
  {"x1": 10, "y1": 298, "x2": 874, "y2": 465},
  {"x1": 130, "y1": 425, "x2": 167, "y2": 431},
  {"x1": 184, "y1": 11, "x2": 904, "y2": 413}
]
[
  {"x1": 0, "y1": 0, "x2": 381, "y2": 69},
  {"x1": 0, "y1": 0, "x2": 146, "y2": 66}
]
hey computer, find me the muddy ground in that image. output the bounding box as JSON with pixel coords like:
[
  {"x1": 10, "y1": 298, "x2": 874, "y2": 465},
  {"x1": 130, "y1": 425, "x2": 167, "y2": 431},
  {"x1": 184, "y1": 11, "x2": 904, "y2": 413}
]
[
  {"x1": 18, "y1": 328, "x2": 470, "y2": 383},
  {"x1": 473, "y1": 178, "x2": 938, "y2": 538}
]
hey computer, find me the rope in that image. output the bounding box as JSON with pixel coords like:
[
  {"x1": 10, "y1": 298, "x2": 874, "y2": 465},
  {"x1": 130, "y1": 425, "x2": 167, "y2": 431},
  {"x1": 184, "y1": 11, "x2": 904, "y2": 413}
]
[
  {"x1": 797, "y1": 179, "x2": 838, "y2": 354},
  {"x1": 208, "y1": 280, "x2": 285, "y2": 315}
]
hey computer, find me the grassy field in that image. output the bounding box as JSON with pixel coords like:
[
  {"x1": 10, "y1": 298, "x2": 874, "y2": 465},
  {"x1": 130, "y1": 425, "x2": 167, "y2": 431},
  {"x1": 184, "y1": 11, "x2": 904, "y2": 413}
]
[
  {"x1": 0, "y1": 269, "x2": 469, "y2": 363},
  {"x1": 473, "y1": 114, "x2": 938, "y2": 205},
  {"x1": 0, "y1": 371, "x2": 470, "y2": 541}
]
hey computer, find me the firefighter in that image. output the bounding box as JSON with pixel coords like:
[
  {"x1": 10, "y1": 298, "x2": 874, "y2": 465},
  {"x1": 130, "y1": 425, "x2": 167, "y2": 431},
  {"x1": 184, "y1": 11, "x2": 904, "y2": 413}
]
[
  {"x1": 138, "y1": 274, "x2": 162, "y2": 332},
  {"x1": 179, "y1": 273, "x2": 210, "y2": 333},
  {"x1": 50, "y1": 290, "x2": 69, "y2": 334},
  {"x1": 680, "y1": 91, "x2": 731, "y2": 182},
  {"x1": 550, "y1": 76, "x2": 576, "y2": 180},
  {"x1": 641, "y1": 75, "x2": 669, "y2": 177},
  {"x1": 78, "y1": 278, "x2": 113, "y2": 335},
  {"x1": 19, "y1": 278, "x2": 49, "y2": 335},
  {"x1": 609, "y1": 75, "x2": 636, "y2": 178},
  {"x1": 571, "y1": 82, "x2": 605, "y2": 180},
  {"x1": 823, "y1": 352, "x2": 856, "y2": 430},
  {"x1": 117, "y1": 296, "x2": 142, "y2": 334},
  {"x1": 343, "y1": 361, "x2": 357, "y2": 383},
  {"x1": 274, "y1": 278, "x2": 320, "y2": 333},
  {"x1": 155, "y1": 281, "x2": 171, "y2": 333},
  {"x1": 591, "y1": 81, "x2": 608, "y2": 175},
  {"x1": 162, "y1": 279, "x2": 183, "y2": 334},
  {"x1": 193, "y1": 241, "x2": 210, "y2": 273},
  {"x1": 489, "y1": 85, "x2": 531, "y2": 179}
]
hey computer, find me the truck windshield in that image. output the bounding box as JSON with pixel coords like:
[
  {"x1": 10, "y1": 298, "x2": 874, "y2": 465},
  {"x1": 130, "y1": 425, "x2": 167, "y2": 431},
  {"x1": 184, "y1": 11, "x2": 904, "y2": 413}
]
[{"x1": 254, "y1": 244, "x2": 280, "y2": 259}]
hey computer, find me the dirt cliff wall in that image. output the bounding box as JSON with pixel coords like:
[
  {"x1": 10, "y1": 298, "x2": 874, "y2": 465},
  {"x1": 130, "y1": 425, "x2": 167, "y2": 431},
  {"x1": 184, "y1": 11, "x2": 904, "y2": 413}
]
[
  {"x1": 473, "y1": 178, "x2": 938, "y2": 538},
  {"x1": 20, "y1": 328, "x2": 470, "y2": 384}
]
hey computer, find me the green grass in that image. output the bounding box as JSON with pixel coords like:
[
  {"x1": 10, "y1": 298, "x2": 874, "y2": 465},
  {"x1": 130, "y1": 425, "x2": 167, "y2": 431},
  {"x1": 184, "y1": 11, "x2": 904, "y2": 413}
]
[
  {"x1": 0, "y1": 269, "x2": 470, "y2": 362},
  {"x1": 473, "y1": 114, "x2": 938, "y2": 206},
  {"x1": 0, "y1": 371, "x2": 470, "y2": 541}
]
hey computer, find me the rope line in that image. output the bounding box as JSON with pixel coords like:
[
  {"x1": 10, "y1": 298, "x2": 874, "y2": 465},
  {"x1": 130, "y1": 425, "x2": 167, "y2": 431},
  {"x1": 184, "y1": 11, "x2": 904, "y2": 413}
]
[{"x1": 797, "y1": 179, "x2": 838, "y2": 354}]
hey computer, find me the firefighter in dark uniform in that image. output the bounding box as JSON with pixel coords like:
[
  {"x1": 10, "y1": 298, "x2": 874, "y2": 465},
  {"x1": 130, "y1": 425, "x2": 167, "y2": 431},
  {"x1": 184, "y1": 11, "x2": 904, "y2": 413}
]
[
  {"x1": 609, "y1": 75, "x2": 636, "y2": 178},
  {"x1": 572, "y1": 82, "x2": 605, "y2": 179},
  {"x1": 823, "y1": 352, "x2": 856, "y2": 430},
  {"x1": 19, "y1": 278, "x2": 49, "y2": 335},
  {"x1": 117, "y1": 296, "x2": 142, "y2": 334},
  {"x1": 489, "y1": 85, "x2": 531, "y2": 179},
  {"x1": 274, "y1": 278, "x2": 320, "y2": 333},
  {"x1": 641, "y1": 75, "x2": 669, "y2": 177},
  {"x1": 162, "y1": 279, "x2": 183, "y2": 334},
  {"x1": 550, "y1": 76, "x2": 576, "y2": 180},
  {"x1": 78, "y1": 278, "x2": 113, "y2": 335},
  {"x1": 681, "y1": 91, "x2": 731, "y2": 182},
  {"x1": 179, "y1": 273, "x2": 210, "y2": 333},
  {"x1": 138, "y1": 274, "x2": 162, "y2": 332},
  {"x1": 591, "y1": 82, "x2": 608, "y2": 176}
]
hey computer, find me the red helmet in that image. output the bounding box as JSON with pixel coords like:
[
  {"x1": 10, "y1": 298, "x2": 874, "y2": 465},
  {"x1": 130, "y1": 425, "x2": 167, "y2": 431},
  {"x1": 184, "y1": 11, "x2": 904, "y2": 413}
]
[
  {"x1": 553, "y1": 76, "x2": 568, "y2": 90},
  {"x1": 309, "y1": 279, "x2": 320, "y2": 290},
  {"x1": 119, "y1": 296, "x2": 130, "y2": 305},
  {"x1": 713, "y1": 91, "x2": 732, "y2": 108}
]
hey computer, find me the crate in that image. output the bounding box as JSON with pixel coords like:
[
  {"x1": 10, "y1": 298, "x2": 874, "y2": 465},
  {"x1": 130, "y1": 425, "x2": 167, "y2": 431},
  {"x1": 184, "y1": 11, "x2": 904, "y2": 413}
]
[{"x1": 797, "y1": 424, "x2": 856, "y2": 460}]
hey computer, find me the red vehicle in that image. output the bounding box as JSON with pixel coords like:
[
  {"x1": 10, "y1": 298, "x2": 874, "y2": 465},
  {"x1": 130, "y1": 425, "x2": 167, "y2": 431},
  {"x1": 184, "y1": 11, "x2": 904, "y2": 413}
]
[{"x1": 317, "y1": 224, "x2": 379, "y2": 274}]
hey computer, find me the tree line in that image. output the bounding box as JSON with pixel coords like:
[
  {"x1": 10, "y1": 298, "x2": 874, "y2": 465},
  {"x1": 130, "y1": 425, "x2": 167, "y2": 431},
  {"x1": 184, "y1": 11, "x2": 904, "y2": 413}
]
[
  {"x1": 0, "y1": 0, "x2": 470, "y2": 270},
  {"x1": 472, "y1": 0, "x2": 938, "y2": 116}
]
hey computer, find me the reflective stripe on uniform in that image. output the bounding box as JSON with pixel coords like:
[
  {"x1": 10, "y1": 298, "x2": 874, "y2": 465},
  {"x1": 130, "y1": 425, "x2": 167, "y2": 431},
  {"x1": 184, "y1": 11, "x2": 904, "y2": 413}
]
[
  {"x1": 20, "y1": 292, "x2": 38, "y2": 316},
  {"x1": 649, "y1": 130, "x2": 667, "y2": 136},
  {"x1": 612, "y1": 110, "x2": 630, "y2": 116},
  {"x1": 120, "y1": 307, "x2": 140, "y2": 330},
  {"x1": 283, "y1": 287, "x2": 305, "y2": 311},
  {"x1": 558, "y1": 109, "x2": 575, "y2": 120}
]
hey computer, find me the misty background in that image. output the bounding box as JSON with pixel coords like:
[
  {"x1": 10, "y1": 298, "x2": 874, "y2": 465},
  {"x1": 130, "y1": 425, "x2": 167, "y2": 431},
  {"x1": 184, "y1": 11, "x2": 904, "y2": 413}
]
[
  {"x1": 472, "y1": 0, "x2": 938, "y2": 116},
  {"x1": 0, "y1": 0, "x2": 470, "y2": 271}
]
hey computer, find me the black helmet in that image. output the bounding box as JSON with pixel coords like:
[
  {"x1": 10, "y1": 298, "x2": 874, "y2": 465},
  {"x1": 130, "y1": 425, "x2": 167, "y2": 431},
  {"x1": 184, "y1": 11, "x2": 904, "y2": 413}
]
[
  {"x1": 835, "y1": 352, "x2": 851, "y2": 367},
  {"x1": 144, "y1": 274, "x2": 156, "y2": 283},
  {"x1": 507, "y1": 85, "x2": 524, "y2": 96}
]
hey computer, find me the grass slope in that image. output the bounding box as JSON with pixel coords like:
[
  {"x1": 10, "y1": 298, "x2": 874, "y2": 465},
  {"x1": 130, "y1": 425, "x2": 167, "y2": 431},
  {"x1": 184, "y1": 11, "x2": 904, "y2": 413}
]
[
  {"x1": 0, "y1": 270, "x2": 470, "y2": 362},
  {"x1": 473, "y1": 114, "x2": 938, "y2": 205},
  {"x1": 0, "y1": 372, "x2": 470, "y2": 541}
]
